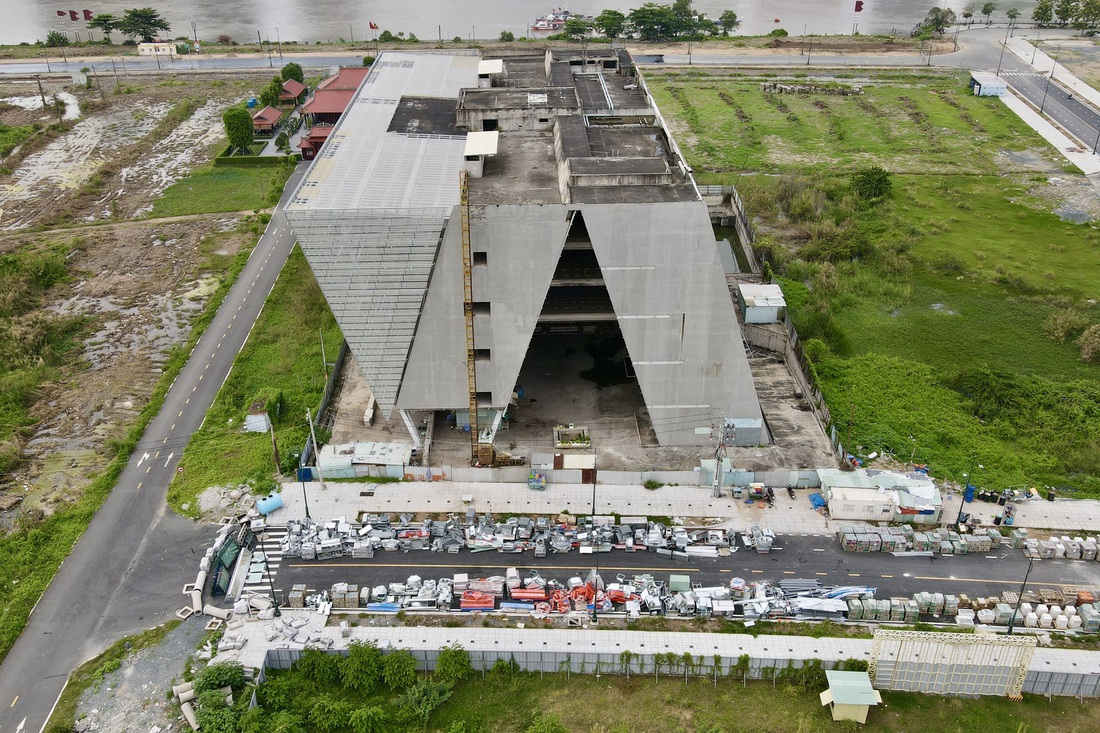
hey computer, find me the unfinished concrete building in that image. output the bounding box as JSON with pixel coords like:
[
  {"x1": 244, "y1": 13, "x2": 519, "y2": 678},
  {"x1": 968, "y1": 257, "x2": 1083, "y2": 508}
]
[{"x1": 284, "y1": 49, "x2": 767, "y2": 451}]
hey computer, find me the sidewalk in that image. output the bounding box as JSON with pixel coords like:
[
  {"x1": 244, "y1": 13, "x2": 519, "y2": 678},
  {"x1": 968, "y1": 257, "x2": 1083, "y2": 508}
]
[
  {"x1": 1002, "y1": 36, "x2": 1100, "y2": 174},
  {"x1": 266, "y1": 479, "x2": 1100, "y2": 535}
]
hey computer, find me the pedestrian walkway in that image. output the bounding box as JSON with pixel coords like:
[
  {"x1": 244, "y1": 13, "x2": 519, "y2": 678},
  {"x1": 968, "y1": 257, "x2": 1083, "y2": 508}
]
[
  {"x1": 266, "y1": 479, "x2": 1100, "y2": 535},
  {"x1": 240, "y1": 527, "x2": 285, "y2": 597},
  {"x1": 1001, "y1": 36, "x2": 1100, "y2": 174}
]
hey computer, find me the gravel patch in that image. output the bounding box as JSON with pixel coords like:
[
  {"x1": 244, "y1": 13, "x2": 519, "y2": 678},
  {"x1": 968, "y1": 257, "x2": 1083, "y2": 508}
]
[{"x1": 75, "y1": 617, "x2": 207, "y2": 733}]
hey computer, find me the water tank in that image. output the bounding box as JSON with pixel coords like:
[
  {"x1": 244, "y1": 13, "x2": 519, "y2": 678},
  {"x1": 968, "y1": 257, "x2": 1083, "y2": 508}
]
[
  {"x1": 964, "y1": 484, "x2": 976, "y2": 503},
  {"x1": 247, "y1": 97, "x2": 258, "y2": 108},
  {"x1": 255, "y1": 492, "x2": 284, "y2": 515}
]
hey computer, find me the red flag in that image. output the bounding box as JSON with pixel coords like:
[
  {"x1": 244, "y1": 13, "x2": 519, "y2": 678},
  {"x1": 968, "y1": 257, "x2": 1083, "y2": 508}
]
[
  {"x1": 369, "y1": 21, "x2": 379, "y2": 30},
  {"x1": 57, "y1": 10, "x2": 67, "y2": 17},
  {"x1": 69, "y1": 10, "x2": 79, "y2": 21},
  {"x1": 83, "y1": 9, "x2": 93, "y2": 20},
  {"x1": 854, "y1": 0, "x2": 864, "y2": 11}
]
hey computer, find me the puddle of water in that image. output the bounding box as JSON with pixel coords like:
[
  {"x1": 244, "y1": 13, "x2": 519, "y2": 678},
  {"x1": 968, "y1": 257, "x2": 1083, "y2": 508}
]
[
  {"x1": 1055, "y1": 206, "x2": 1092, "y2": 223},
  {"x1": 0, "y1": 92, "x2": 81, "y2": 120}
]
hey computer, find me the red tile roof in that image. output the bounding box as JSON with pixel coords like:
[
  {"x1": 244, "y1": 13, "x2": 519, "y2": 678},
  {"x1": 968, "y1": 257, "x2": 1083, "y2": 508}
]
[
  {"x1": 317, "y1": 66, "x2": 369, "y2": 91},
  {"x1": 251, "y1": 105, "x2": 282, "y2": 125},
  {"x1": 306, "y1": 126, "x2": 334, "y2": 141},
  {"x1": 303, "y1": 89, "x2": 357, "y2": 116},
  {"x1": 282, "y1": 78, "x2": 308, "y2": 97}
]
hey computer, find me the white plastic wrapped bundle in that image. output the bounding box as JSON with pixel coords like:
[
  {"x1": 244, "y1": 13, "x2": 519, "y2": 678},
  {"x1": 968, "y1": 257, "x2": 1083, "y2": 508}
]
[
  {"x1": 1020, "y1": 602, "x2": 1033, "y2": 616},
  {"x1": 1037, "y1": 604, "x2": 1049, "y2": 616},
  {"x1": 1050, "y1": 605, "x2": 1062, "y2": 617},
  {"x1": 976, "y1": 608, "x2": 996, "y2": 624},
  {"x1": 1069, "y1": 615, "x2": 1083, "y2": 628},
  {"x1": 1039, "y1": 613, "x2": 1054, "y2": 628},
  {"x1": 1065, "y1": 605, "x2": 1077, "y2": 617},
  {"x1": 1055, "y1": 614, "x2": 1069, "y2": 629},
  {"x1": 1024, "y1": 612, "x2": 1038, "y2": 627}
]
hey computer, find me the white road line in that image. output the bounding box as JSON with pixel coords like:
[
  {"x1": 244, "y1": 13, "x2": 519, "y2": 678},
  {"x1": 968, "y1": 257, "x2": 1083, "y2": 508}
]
[
  {"x1": 136, "y1": 452, "x2": 150, "y2": 468},
  {"x1": 164, "y1": 452, "x2": 174, "y2": 467}
]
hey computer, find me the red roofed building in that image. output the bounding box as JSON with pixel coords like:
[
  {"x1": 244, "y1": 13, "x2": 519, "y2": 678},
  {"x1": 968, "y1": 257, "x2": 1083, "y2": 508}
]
[
  {"x1": 251, "y1": 105, "x2": 282, "y2": 135},
  {"x1": 298, "y1": 125, "x2": 333, "y2": 161},
  {"x1": 280, "y1": 78, "x2": 309, "y2": 106},
  {"x1": 302, "y1": 67, "x2": 370, "y2": 125}
]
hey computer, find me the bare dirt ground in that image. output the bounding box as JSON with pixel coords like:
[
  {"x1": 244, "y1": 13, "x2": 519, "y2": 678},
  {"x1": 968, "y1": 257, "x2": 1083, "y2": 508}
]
[{"x1": 0, "y1": 72, "x2": 274, "y2": 528}]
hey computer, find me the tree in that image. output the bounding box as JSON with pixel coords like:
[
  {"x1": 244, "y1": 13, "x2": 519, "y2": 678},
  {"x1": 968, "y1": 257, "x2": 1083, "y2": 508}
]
[
  {"x1": 629, "y1": 3, "x2": 680, "y2": 40},
  {"x1": 260, "y1": 75, "x2": 284, "y2": 108},
  {"x1": 88, "y1": 14, "x2": 119, "y2": 42},
  {"x1": 195, "y1": 690, "x2": 239, "y2": 733},
  {"x1": 363, "y1": 55, "x2": 375, "y2": 66},
  {"x1": 349, "y1": 706, "x2": 388, "y2": 733},
  {"x1": 1006, "y1": 6, "x2": 1020, "y2": 24},
  {"x1": 45, "y1": 31, "x2": 69, "y2": 47},
  {"x1": 396, "y1": 680, "x2": 452, "y2": 726},
  {"x1": 435, "y1": 644, "x2": 472, "y2": 684},
  {"x1": 981, "y1": 2, "x2": 997, "y2": 22},
  {"x1": 1079, "y1": 0, "x2": 1100, "y2": 27},
  {"x1": 962, "y1": 3, "x2": 975, "y2": 24},
  {"x1": 923, "y1": 7, "x2": 957, "y2": 32},
  {"x1": 562, "y1": 18, "x2": 591, "y2": 40},
  {"x1": 851, "y1": 166, "x2": 892, "y2": 200},
  {"x1": 594, "y1": 9, "x2": 627, "y2": 38},
  {"x1": 382, "y1": 649, "x2": 418, "y2": 690},
  {"x1": 1033, "y1": 0, "x2": 1055, "y2": 24},
  {"x1": 295, "y1": 648, "x2": 341, "y2": 685},
  {"x1": 308, "y1": 695, "x2": 353, "y2": 733},
  {"x1": 719, "y1": 10, "x2": 742, "y2": 34},
  {"x1": 194, "y1": 661, "x2": 245, "y2": 693},
  {"x1": 119, "y1": 7, "x2": 171, "y2": 42},
  {"x1": 1055, "y1": 0, "x2": 1080, "y2": 25},
  {"x1": 341, "y1": 640, "x2": 384, "y2": 693},
  {"x1": 672, "y1": 0, "x2": 697, "y2": 35},
  {"x1": 239, "y1": 709, "x2": 307, "y2": 733},
  {"x1": 499, "y1": 30, "x2": 515, "y2": 41},
  {"x1": 280, "y1": 62, "x2": 304, "y2": 83}
]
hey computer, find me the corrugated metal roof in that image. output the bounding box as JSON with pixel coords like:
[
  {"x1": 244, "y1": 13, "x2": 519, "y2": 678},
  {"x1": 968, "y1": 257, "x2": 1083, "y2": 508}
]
[{"x1": 824, "y1": 671, "x2": 881, "y2": 706}]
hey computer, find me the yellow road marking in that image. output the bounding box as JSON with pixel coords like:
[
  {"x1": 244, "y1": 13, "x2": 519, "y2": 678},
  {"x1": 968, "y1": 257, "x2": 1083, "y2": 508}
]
[
  {"x1": 881, "y1": 574, "x2": 893, "y2": 578},
  {"x1": 750, "y1": 570, "x2": 764, "y2": 574},
  {"x1": 287, "y1": 563, "x2": 701, "y2": 572},
  {"x1": 10, "y1": 695, "x2": 18, "y2": 707},
  {"x1": 815, "y1": 572, "x2": 828, "y2": 576}
]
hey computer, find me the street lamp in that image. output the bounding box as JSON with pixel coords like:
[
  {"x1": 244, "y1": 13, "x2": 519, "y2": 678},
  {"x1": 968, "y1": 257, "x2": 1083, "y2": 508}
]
[
  {"x1": 1006, "y1": 556, "x2": 1034, "y2": 635},
  {"x1": 590, "y1": 466, "x2": 599, "y2": 623},
  {"x1": 996, "y1": 25, "x2": 1010, "y2": 76},
  {"x1": 1039, "y1": 47, "x2": 1060, "y2": 114}
]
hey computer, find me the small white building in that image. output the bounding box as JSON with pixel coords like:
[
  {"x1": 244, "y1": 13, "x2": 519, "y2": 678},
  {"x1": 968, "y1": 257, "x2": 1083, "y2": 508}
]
[
  {"x1": 316, "y1": 441, "x2": 414, "y2": 479},
  {"x1": 819, "y1": 468, "x2": 943, "y2": 525},
  {"x1": 970, "y1": 72, "x2": 1007, "y2": 97},
  {"x1": 820, "y1": 670, "x2": 882, "y2": 724},
  {"x1": 138, "y1": 42, "x2": 175, "y2": 57},
  {"x1": 738, "y1": 283, "x2": 786, "y2": 324}
]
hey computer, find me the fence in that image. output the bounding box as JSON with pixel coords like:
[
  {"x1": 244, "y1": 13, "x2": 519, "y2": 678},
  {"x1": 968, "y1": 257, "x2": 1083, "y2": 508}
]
[{"x1": 300, "y1": 340, "x2": 349, "y2": 475}]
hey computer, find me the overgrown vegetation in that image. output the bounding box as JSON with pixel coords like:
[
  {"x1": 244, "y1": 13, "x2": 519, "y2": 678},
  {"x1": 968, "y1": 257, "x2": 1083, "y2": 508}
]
[
  {"x1": 0, "y1": 121, "x2": 38, "y2": 156},
  {"x1": 168, "y1": 245, "x2": 342, "y2": 517},
  {"x1": 232, "y1": 650, "x2": 1097, "y2": 733},
  {"x1": 650, "y1": 68, "x2": 1100, "y2": 495}
]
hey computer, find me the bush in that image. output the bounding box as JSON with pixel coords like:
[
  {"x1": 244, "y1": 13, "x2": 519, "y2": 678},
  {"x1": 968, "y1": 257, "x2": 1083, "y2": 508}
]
[
  {"x1": 1046, "y1": 308, "x2": 1089, "y2": 343},
  {"x1": 295, "y1": 649, "x2": 341, "y2": 685},
  {"x1": 383, "y1": 649, "x2": 418, "y2": 690},
  {"x1": 850, "y1": 165, "x2": 892, "y2": 200},
  {"x1": 435, "y1": 644, "x2": 472, "y2": 684},
  {"x1": 526, "y1": 713, "x2": 569, "y2": 733},
  {"x1": 363, "y1": 55, "x2": 375, "y2": 66},
  {"x1": 194, "y1": 661, "x2": 245, "y2": 693},
  {"x1": 1078, "y1": 324, "x2": 1100, "y2": 364},
  {"x1": 768, "y1": 28, "x2": 789, "y2": 37},
  {"x1": 341, "y1": 640, "x2": 384, "y2": 693},
  {"x1": 195, "y1": 689, "x2": 239, "y2": 733},
  {"x1": 500, "y1": 31, "x2": 515, "y2": 41},
  {"x1": 396, "y1": 680, "x2": 452, "y2": 725}
]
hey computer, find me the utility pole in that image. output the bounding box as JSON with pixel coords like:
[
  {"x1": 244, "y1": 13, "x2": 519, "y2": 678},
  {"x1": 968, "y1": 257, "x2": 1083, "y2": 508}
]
[
  {"x1": 306, "y1": 407, "x2": 326, "y2": 490},
  {"x1": 711, "y1": 415, "x2": 735, "y2": 498},
  {"x1": 319, "y1": 329, "x2": 329, "y2": 381},
  {"x1": 1005, "y1": 556, "x2": 1034, "y2": 634},
  {"x1": 269, "y1": 422, "x2": 282, "y2": 475},
  {"x1": 34, "y1": 76, "x2": 49, "y2": 115}
]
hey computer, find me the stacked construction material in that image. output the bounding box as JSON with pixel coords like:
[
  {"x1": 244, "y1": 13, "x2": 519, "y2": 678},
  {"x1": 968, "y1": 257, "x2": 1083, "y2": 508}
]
[
  {"x1": 1010, "y1": 528, "x2": 1029, "y2": 548},
  {"x1": 287, "y1": 584, "x2": 307, "y2": 609}
]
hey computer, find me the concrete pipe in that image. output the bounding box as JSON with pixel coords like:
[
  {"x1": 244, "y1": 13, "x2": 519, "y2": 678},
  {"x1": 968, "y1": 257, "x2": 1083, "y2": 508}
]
[
  {"x1": 195, "y1": 569, "x2": 208, "y2": 589},
  {"x1": 181, "y1": 701, "x2": 199, "y2": 731},
  {"x1": 178, "y1": 688, "x2": 197, "y2": 703},
  {"x1": 203, "y1": 603, "x2": 232, "y2": 620},
  {"x1": 171, "y1": 681, "x2": 194, "y2": 696},
  {"x1": 199, "y1": 557, "x2": 210, "y2": 573},
  {"x1": 190, "y1": 589, "x2": 203, "y2": 613}
]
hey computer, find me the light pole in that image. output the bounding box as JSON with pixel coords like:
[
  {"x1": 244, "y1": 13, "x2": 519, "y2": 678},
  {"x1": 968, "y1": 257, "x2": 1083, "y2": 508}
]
[
  {"x1": 261, "y1": 530, "x2": 282, "y2": 617},
  {"x1": 996, "y1": 25, "x2": 1010, "y2": 76},
  {"x1": 590, "y1": 463, "x2": 599, "y2": 623},
  {"x1": 1005, "y1": 556, "x2": 1034, "y2": 635},
  {"x1": 297, "y1": 467, "x2": 312, "y2": 519},
  {"x1": 1039, "y1": 47, "x2": 1060, "y2": 114},
  {"x1": 1092, "y1": 125, "x2": 1100, "y2": 155}
]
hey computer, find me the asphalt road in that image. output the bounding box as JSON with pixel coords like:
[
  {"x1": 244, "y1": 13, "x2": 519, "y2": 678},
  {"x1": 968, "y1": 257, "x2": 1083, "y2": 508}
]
[
  {"x1": 271, "y1": 534, "x2": 1100, "y2": 604},
  {"x1": 1002, "y1": 70, "x2": 1100, "y2": 150},
  {"x1": 0, "y1": 164, "x2": 309, "y2": 733}
]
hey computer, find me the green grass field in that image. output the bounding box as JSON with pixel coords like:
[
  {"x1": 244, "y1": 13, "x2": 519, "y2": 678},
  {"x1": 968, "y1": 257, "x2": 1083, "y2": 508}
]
[
  {"x1": 647, "y1": 68, "x2": 1100, "y2": 494},
  {"x1": 149, "y1": 162, "x2": 293, "y2": 217},
  {"x1": 168, "y1": 245, "x2": 342, "y2": 517}
]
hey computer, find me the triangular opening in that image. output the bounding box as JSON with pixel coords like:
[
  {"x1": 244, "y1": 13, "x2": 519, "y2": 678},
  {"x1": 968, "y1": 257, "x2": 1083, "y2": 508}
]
[{"x1": 504, "y1": 210, "x2": 659, "y2": 457}]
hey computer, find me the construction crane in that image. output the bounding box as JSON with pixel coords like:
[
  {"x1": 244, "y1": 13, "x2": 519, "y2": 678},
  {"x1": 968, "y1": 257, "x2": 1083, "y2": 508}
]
[{"x1": 459, "y1": 170, "x2": 484, "y2": 465}]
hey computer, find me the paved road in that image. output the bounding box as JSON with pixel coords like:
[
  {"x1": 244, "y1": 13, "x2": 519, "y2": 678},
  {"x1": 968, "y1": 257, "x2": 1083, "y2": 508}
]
[
  {"x1": 1003, "y1": 69, "x2": 1100, "y2": 149},
  {"x1": 0, "y1": 164, "x2": 308, "y2": 733},
  {"x1": 268, "y1": 534, "x2": 1100, "y2": 605}
]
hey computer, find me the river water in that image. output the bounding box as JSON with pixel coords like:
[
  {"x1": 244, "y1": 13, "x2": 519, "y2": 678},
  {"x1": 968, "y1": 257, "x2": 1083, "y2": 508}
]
[{"x1": 4, "y1": 0, "x2": 1040, "y2": 47}]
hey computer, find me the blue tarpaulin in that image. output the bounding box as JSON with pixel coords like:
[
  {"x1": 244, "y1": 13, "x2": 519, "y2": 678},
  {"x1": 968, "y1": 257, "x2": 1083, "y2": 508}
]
[{"x1": 808, "y1": 492, "x2": 826, "y2": 509}]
